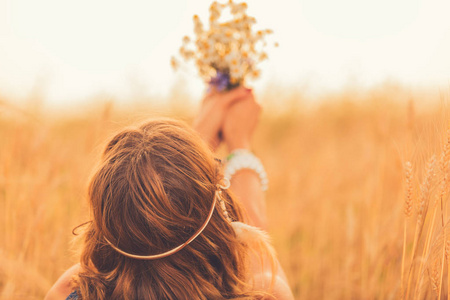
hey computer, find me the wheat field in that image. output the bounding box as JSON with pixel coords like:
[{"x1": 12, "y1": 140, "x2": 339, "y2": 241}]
[{"x1": 1, "y1": 83, "x2": 450, "y2": 299}]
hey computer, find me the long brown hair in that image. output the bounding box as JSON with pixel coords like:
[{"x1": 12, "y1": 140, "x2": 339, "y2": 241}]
[{"x1": 74, "y1": 118, "x2": 268, "y2": 299}]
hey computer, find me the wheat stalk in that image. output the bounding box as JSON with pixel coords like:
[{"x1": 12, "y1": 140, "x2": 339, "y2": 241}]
[
  {"x1": 431, "y1": 257, "x2": 441, "y2": 298},
  {"x1": 405, "y1": 162, "x2": 414, "y2": 218},
  {"x1": 436, "y1": 130, "x2": 450, "y2": 299},
  {"x1": 402, "y1": 161, "x2": 413, "y2": 299},
  {"x1": 412, "y1": 134, "x2": 450, "y2": 299},
  {"x1": 446, "y1": 239, "x2": 450, "y2": 300},
  {"x1": 409, "y1": 156, "x2": 436, "y2": 299}
]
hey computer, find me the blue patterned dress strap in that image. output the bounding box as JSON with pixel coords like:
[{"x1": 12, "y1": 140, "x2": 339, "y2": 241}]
[{"x1": 66, "y1": 291, "x2": 78, "y2": 299}]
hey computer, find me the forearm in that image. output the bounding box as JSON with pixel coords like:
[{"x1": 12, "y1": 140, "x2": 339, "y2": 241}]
[{"x1": 229, "y1": 169, "x2": 268, "y2": 230}]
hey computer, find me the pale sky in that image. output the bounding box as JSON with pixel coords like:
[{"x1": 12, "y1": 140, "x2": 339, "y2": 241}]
[{"x1": 0, "y1": 0, "x2": 449, "y2": 107}]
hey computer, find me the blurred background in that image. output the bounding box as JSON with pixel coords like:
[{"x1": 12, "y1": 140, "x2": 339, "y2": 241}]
[
  {"x1": 1, "y1": 0, "x2": 450, "y2": 299},
  {"x1": 0, "y1": 0, "x2": 449, "y2": 107}
]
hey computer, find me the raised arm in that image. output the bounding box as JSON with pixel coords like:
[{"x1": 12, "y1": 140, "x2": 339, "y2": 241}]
[
  {"x1": 192, "y1": 87, "x2": 267, "y2": 228},
  {"x1": 221, "y1": 91, "x2": 268, "y2": 230},
  {"x1": 222, "y1": 91, "x2": 294, "y2": 299},
  {"x1": 193, "y1": 88, "x2": 294, "y2": 299}
]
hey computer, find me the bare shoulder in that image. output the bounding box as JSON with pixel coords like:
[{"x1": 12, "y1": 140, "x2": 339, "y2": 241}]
[
  {"x1": 234, "y1": 222, "x2": 294, "y2": 300},
  {"x1": 45, "y1": 264, "x2": 80, "y2": 300},
  {"x1": 246, "y1": 250, "x2": 294, "y2": 300},
  {"x1": 253, "y1": 272, "x2": 295, "y2": 300}
]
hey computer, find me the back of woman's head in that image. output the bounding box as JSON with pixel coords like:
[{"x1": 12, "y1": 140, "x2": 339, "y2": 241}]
[{"x1": 75, "y1": 118, "x2": 257, "y2": 299}]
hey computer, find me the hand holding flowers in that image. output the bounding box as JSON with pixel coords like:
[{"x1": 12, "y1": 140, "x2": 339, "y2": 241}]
[
  {"x1": 193, "y1": 87, "x2": 260, "y2": 151},
  {"x1": 181, "y1": 1, "x2": 268, "y2": 150}
]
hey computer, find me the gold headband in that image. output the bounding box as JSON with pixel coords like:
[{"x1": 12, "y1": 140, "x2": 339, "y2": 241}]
[{"x1": 104, "y1": 180, "x2": 230, "y2": 260}]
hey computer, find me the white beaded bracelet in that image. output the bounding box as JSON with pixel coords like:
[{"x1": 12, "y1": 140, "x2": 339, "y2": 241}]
[{"x1": 224, "y1": 149, "x2": 268, "y2": 191}]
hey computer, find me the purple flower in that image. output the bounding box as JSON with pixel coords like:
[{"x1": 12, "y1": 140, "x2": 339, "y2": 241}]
[{"x1": 208, "y1": 71, "x2": 230, "y2": 92}]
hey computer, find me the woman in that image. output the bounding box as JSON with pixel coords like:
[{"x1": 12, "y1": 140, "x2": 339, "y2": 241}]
[{"x1": 45, "y1": 87, "x2": 294, "y2": 299}]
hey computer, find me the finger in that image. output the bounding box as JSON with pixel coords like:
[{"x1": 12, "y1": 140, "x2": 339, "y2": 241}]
[
  {"x1": 255, "y1": 99, "x2": 262, "y2": 111},
  {"x1": 202, "y1": 91, "x2": 217, "y2": 104},
  {"x1": 221, "y1": 86, "x2": 251, "y2": 105}
]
